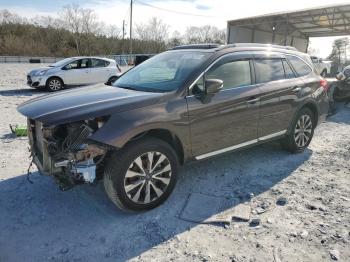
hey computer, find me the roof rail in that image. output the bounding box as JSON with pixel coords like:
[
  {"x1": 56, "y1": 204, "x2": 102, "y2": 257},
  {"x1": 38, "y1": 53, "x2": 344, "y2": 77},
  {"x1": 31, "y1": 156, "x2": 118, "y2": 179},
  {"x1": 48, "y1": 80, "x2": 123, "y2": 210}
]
[
  {"x1": 171, "y1": 44, "x2": 222, "y2": 50},
  {"x1": 220, "y1": 43, "x2": 297, "y2": 51}
]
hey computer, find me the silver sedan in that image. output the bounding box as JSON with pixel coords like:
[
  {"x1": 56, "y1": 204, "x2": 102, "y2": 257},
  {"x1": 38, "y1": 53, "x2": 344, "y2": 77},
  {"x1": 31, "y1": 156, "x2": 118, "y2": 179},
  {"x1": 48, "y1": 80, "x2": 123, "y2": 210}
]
[{"x1": 27, "y1": 57, "x2": 122, "y2": 91}]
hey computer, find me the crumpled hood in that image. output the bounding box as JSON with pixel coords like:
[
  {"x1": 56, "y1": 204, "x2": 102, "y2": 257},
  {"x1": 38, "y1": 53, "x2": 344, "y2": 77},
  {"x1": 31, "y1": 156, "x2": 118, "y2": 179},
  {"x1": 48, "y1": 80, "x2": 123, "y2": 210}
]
[{"x1": 17, "y1": 85, "x2": 164, "y2": 126}]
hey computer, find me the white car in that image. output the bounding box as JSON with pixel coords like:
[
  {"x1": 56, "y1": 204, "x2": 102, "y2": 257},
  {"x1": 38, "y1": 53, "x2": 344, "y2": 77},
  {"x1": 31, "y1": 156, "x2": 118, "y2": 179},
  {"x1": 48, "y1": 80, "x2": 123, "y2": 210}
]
[
  {"x1": 27, "y1": 57, "x2": 122, "y2": 91},
  {"x1": 310, "y1": 56, "x2": 331, "y2": 77}
]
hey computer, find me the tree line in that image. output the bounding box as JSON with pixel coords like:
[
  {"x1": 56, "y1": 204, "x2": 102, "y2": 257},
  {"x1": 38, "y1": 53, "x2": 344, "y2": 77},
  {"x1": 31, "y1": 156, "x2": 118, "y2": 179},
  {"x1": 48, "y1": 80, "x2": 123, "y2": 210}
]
[{"x1": 0, "y1": 6, "x2": 226, "y2": 57}]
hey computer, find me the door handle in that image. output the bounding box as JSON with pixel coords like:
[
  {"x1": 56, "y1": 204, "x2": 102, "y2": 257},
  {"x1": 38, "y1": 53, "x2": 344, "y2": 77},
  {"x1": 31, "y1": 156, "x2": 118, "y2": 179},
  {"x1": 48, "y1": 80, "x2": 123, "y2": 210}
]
[
  {"x1": 292, "y1": 86, "x2": 302, "y2": 92},
  {"x1": 246, "y1": 97, "x2": 260, "y2": 104}
]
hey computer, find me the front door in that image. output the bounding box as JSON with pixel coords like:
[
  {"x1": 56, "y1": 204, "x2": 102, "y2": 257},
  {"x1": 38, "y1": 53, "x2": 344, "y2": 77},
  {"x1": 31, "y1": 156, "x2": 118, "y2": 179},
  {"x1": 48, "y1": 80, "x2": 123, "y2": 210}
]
[
  {"x1": 186, "y1": 53, "x2": 261, "y2": 158},
  {"x1": 63, "y1": 58, "x2": 92, "y2": 85}
]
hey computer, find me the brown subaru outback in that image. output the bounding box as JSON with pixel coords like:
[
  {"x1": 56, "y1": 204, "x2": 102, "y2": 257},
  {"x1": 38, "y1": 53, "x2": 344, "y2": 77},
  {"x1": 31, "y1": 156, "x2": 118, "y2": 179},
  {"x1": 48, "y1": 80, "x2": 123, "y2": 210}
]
[{"x1": 18, "y1": 43, "x2": 329, "y2": 212}]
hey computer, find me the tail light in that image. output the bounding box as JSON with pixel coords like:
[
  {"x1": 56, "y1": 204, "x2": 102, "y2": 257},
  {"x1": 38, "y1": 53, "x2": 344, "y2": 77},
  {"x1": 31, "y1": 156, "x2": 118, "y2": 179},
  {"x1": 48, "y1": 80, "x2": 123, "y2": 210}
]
[{"x1": 320, "y1": 78, "x2": 329, "y2": 91}]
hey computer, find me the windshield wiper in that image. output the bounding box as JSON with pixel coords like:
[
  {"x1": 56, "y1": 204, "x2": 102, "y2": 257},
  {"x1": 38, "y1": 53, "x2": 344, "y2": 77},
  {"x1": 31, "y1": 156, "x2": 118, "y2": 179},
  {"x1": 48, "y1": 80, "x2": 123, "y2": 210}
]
[{"x1": 116, "y1": 85, "x2": 137, "y2": 91}]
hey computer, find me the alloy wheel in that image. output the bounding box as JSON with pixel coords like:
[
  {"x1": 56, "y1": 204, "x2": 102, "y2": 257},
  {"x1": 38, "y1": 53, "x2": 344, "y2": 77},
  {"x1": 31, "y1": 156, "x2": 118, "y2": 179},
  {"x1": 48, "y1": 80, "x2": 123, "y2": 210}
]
[
  {"x1": 49, "y1": 79, "x2": 62, "y2": 91},
  {"x1": 294, "y1": 115, "x2": 313, "y2": 147},
  {"x1": 124, "y1": 151, "x2": 172, "y2": 204}
]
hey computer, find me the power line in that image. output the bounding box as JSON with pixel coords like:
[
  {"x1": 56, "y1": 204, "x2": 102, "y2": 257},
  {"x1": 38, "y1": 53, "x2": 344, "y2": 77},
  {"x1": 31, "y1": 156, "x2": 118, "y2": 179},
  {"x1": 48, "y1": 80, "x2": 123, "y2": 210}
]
[{"x1": 134, "y1": 0, "x2": 219, "y2": 18}]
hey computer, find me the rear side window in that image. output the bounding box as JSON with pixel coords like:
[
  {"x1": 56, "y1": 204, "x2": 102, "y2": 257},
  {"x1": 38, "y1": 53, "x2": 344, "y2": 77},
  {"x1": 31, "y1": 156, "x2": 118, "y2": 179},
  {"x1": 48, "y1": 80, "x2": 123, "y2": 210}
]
[
  {"x1": 92, "y1": 59, "x2": 108, "y2": 68},
  {"x1": 206, "y1": 60, "x2": 251, "y2": 90},
  {"x1": 255, "y1": 59, "x2": 285, "y2": 83},
  {"x1": 282, "y1": 59, "x2": 295, "y2": 79},
  {"x1": 287, "y1": 56, "x2": 312, "y2": 77}
]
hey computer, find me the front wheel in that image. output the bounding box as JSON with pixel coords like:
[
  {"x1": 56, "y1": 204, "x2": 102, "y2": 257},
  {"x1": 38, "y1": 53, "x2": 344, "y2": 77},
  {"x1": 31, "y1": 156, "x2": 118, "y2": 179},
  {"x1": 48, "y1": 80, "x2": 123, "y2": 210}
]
[
  {"x1": 46, "y1": 77, "x2": 63, "y2": 92},
  {"x1": 103, "y1": 137, "x2": 178, "y2": 212},
  {"x1": 281, "y1": 108, "x2": 315, "y2": 153},
  {"x1": 320, "y1": 70, "x2": 327, "y2": 78}
]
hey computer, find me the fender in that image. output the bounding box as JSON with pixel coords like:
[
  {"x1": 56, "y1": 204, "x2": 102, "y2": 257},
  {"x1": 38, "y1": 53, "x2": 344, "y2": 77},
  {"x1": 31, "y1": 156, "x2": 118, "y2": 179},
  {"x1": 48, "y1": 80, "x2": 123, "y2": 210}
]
[
  {"x1": 89, "y1": 99, "x2": 192, "y2": 160},
  {"x1": 286, "y1": 97, "x2": 319, "y2": 135}
]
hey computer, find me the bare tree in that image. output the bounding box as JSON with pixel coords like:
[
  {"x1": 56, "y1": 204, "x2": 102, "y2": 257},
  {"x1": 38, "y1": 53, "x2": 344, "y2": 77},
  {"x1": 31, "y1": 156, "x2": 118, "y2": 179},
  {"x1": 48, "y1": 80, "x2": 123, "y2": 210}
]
[
  {"x1": 60, "y1": 4, "x2": 100, "y2": 54},
  {"x1": 184, "y1": 25, "x2": 226, "y2": 44},
  {"x1": 168, "y1": 30, "x2": 183, "y2": 48},
  {"x1": 0, "y1": 9, "x2": 25, "y2": 24},
  {"x1": 103, "y1": 24, "x2": 121, "y2": 38},
  {"x1": 135, "y1": 17, "x2": 169, "y2": 52}
]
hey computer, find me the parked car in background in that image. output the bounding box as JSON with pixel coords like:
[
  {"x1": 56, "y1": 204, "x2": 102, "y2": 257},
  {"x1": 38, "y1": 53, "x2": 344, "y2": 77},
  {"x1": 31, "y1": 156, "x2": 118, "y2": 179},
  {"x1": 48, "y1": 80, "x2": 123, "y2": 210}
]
[
  {"x1": 310, "y1": 56, "x2": 331, "y2": 77},
  {"x1": 18, "y1": 43, "x2": 329, "y2": 212},
  {"x1": 27, "y1": 57, "x2": 122, "y2": 91}
]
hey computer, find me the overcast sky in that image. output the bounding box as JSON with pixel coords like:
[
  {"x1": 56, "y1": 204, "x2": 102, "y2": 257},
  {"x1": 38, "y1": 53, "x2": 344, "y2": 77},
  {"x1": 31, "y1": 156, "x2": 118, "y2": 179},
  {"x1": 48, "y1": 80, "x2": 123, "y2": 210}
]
[{"x1": 1, "y1": 0, "x2": 350, "y2": 58}]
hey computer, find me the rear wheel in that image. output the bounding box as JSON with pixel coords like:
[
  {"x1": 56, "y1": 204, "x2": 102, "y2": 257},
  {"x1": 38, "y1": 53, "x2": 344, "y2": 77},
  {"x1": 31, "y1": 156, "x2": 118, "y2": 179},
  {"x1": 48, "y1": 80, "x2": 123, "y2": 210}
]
[
  {"x1": 104, "y1": 137, "x2": 178, "y2": 212},
  {"x1": 281, "y1": 108, "x2": 315, "y2": 153},
  {"x1": 333, "y1": 86, "x2": 350, "y2": 102},
  {"x1": 46, "y1": 77, "x2": 63, "y2": 92}
]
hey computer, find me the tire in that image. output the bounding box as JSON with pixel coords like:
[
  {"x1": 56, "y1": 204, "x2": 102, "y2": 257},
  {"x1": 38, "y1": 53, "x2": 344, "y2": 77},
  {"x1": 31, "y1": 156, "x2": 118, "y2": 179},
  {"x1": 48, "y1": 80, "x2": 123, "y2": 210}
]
[
  {"x1": 106, "y1": 76, "x2": 118, "y2": 86},
  {"x1": 333, "y1": 86, "x2": 350, "y2": 102},
  {"x1": 281, "y1": 108, "x2": 315, "y2": 153},
  {"x1": 46, "y1": 77, "x2": 63, "y2": 92},
  {"x1": 320, "y1": 70, "x2": 327, "y2": 78},
  {"x1": 103, "y1": 137, "x2": 178, "y2": 212}
]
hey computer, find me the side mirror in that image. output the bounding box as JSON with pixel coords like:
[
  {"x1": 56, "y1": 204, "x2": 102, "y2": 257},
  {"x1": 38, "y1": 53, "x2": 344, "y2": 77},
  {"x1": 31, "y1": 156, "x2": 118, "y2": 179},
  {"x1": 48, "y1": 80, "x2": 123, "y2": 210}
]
[
  {"x1": 205, "y1": 79, "x2": 223, "y2": 95},
  {"x1": 199, "y1": 79, "x2": 223, "y2": 103}
]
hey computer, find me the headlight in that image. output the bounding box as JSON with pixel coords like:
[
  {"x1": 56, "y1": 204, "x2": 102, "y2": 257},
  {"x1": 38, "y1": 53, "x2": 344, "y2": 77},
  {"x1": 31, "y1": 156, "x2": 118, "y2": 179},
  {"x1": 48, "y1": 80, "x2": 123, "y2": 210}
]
[{"x1": 35, "y1": 70, "x2": 48, "y2": 76}]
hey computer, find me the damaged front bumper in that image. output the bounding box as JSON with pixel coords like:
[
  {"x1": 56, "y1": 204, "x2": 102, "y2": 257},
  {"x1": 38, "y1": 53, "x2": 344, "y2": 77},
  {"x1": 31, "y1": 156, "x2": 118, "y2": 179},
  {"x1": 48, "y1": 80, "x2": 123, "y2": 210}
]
[{"x1": 27, "y1": 119, "x2": 107, "y2": 190}]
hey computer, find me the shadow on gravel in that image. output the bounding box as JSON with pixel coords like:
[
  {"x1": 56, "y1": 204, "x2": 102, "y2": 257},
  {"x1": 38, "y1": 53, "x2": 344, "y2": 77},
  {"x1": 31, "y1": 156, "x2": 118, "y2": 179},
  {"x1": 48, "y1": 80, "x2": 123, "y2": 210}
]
[
  {"x1": 327, "y1": 102, "x2": 350, "y2": 124},
  {"x1": 0, "y1": 88, "x2": 47, "y2": 96},
  {"x1": 0, "y1": 142, "x2": 312, "y2": 261},
  {"x1": 1, "y1": 133, "x2": 16, "y2": 140}
]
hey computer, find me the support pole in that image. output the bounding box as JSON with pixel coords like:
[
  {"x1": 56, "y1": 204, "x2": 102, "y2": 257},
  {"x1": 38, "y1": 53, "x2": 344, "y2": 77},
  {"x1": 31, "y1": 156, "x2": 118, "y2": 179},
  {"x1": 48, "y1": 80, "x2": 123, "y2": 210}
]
[
  {"x1": 129, "y1": 0, "x2": 133, "y2": 64},
  {"x1": 122, "y1": 20, "x2": 125, "y2": 54}
]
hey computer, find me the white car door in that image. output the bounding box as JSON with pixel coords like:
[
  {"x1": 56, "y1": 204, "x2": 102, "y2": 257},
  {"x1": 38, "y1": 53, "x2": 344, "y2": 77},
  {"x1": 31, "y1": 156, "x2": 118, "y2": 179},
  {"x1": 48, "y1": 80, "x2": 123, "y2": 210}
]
[
  {"x1": 90, "y1": 59, "x2": 112, "y2": 83},
  {"x1": 62, "y1": 58, "x2": 92, "y2": 85}
]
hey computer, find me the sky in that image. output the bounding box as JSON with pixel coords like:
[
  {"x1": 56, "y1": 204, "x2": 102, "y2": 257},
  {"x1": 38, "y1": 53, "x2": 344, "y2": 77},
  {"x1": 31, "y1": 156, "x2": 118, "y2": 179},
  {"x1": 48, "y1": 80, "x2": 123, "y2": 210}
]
[{"x1": 1, "y1": 0, "x2": 350, "y2": 58}]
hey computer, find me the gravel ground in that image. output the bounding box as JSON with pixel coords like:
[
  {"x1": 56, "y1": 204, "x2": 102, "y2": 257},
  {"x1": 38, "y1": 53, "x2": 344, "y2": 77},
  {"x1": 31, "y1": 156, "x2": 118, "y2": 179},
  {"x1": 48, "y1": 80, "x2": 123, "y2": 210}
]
[{"x1": 0, "y1": 63, "x2": 349, "y2": 262}]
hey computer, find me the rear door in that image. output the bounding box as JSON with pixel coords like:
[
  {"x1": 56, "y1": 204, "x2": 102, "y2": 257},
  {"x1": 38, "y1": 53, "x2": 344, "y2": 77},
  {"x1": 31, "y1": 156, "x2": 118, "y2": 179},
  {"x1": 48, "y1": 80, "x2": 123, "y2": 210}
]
[
  {"x1": 287, "y1": 54, "x2": 319, "y2": 103},
  {"x1": 253, "y1": 53, "x2": 304, "y2": 138},
  {"x1": 90, "y1": 59, "x2": 112, "y2": 83},
  {"x1": 186, "y1": 52, "x2": 261, "y2": 158}
]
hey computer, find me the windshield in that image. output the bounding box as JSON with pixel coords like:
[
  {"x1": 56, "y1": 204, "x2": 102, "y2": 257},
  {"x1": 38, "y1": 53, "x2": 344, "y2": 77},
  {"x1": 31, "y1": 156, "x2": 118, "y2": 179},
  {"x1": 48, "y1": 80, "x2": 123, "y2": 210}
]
[
  {"x1": 50, "y1": 58, "x2": 75, "y2": 67},
  {"x1": 113, "y1": 51, "x2": 211, "y2": 92}
]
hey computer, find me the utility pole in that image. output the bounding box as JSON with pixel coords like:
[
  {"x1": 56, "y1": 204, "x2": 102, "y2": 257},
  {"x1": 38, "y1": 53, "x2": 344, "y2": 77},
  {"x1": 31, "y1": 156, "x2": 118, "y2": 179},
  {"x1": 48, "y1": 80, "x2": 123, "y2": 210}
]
[
  {"x1": 122, "y1": 20, "x2": 125, "y2": 54},
  {"x1": 129, "y1": 0, "x2": 133, "y2": 63}
]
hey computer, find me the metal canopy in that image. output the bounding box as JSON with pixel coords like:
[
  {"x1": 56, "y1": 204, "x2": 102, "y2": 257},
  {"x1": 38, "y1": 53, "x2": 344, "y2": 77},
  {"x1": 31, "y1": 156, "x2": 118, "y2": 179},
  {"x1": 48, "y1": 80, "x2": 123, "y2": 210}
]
[
  {"x1": 227, "y1": 4, "x2": 350, "y2": 52},
  {"x1": 228, "y1": 4, "x2": 350, "y2": 37}
]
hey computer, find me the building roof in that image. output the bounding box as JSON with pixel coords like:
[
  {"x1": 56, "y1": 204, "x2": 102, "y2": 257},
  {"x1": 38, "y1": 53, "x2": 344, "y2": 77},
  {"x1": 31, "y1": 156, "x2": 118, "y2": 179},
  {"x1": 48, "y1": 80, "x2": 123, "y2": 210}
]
[{"x1": 227, "y1": 4, "x2": 350, "y2": 38}]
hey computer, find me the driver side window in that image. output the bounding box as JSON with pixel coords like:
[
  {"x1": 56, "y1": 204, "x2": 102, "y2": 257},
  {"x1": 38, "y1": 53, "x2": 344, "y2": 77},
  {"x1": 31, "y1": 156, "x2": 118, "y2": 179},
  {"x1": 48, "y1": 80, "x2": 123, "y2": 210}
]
[
  {"x1": 207, "y1": 60, "x2": 251, "y2": 89},
  {"x1": 64, "y1": 60, "x2": 79, "y2": 70},
  {"x1": 191, "y1": 59, "x2": 252, "y2": 95}
]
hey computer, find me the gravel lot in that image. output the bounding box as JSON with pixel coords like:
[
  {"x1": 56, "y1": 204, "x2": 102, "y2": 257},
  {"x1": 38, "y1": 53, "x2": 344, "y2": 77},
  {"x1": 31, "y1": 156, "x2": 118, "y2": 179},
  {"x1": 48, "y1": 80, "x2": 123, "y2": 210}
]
[{"x1": 0, "y1": 63, "x2": 349, "y2": 262}]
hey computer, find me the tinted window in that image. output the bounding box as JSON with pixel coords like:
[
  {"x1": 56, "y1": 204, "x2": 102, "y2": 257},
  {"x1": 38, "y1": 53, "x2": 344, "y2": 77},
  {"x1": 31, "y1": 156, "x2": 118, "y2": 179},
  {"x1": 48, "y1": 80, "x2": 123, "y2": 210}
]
[
  {"x1": 63, "y1": 59, "x2": 91, "y2": 70},
  {"x1": 65, "y1": 60, "x2": 79, "y2": 70},
  {"x1": 255, "y1": 59, "x2": 285, "y2": 83},
  {"x1": 92, "y1": 59, "x2": 108, "y2": 68},
  {"x1": 287, "y1": 56, "x2": 312, "y2": 77},
  {"x1": 282, "y1": 59, "x2": 295, "y2": 79},
  {"x1": 206, "y1": 60, "x2": 251, "y2": 89},
  {"x1": 79, "y1": 58, "x2": 90, "y2": 68}
]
